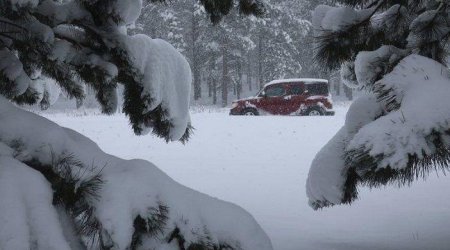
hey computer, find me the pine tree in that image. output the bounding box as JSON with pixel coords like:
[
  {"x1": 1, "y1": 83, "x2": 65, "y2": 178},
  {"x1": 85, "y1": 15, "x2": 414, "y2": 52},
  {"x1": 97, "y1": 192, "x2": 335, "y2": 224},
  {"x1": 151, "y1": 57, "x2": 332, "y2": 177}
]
[
  {"x1": 252, "y1": 0, "x2": 310, "y2": 86},
  {"x1": 307, "y1": 0, "x2": 450, "y2": 209},
  {"x1": 215, "y1": 9, "x2": 256, "y2": 107},
  {"x1": 0, "y1": 0, "x2": 273, "y2": 249}
]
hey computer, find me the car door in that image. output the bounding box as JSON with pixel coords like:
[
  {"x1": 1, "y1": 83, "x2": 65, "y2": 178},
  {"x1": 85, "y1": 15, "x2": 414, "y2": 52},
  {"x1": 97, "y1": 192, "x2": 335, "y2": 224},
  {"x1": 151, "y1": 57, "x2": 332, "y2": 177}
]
[
  {"x1": 285, "y1": 83, "x2": 306, "y2": 115},
  {"x1": 258, "y1": 84, "x2": 287, "y2": 115}
]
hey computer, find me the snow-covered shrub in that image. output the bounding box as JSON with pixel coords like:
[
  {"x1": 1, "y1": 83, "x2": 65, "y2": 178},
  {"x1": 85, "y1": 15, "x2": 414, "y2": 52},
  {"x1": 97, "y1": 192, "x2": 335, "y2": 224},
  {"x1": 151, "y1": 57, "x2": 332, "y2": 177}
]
[
  {"x1": 0, "y1": 0, "x2": 272, "y2": 249},
  {"x1": 308, "y1": 0, "x2": 450, "y2": 209}
]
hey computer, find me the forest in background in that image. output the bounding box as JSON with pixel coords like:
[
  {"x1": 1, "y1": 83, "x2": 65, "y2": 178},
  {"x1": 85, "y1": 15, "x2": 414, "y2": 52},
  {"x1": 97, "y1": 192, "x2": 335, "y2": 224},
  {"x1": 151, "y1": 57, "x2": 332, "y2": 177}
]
[{"x1": 133, "y1": 0, "x2": 354, "y2": 107}]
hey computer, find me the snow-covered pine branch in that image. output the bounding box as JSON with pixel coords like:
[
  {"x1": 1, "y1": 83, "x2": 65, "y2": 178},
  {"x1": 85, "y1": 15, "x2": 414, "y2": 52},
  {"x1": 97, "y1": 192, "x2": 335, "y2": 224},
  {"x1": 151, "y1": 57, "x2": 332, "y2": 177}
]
[{"x1": 307, "y1": 0, "x2": 450, "y2": 209}]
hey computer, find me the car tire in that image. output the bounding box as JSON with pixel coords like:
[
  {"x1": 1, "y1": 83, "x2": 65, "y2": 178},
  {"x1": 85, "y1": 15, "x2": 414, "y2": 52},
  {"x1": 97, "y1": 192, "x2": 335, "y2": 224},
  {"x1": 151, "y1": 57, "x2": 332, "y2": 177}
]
[
  {"x1": 242, "y1": 108, "x2": 258, "y2": 116},
  {"x1": 305, "y1": 106, "x2": 324, "y2": 116}
]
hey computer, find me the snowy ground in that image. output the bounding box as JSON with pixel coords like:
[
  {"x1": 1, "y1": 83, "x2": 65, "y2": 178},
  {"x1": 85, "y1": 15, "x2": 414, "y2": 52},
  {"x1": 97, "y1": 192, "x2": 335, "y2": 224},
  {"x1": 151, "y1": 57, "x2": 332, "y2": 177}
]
[{"x1": 43, "y1": 104, "x2": 450, "y2": 250}]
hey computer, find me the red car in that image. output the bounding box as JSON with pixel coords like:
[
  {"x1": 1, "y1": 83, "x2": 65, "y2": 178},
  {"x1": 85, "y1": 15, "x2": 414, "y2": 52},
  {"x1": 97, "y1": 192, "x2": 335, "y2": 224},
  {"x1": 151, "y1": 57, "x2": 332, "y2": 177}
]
[{"x1": 230, "y1": 78, "x2": 335, "y2": 116}]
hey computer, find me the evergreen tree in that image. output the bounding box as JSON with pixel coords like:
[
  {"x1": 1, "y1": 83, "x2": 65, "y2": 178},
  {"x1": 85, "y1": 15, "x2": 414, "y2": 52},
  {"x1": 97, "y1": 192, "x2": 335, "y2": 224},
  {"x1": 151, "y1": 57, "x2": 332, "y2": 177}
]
[
  {"x1": 212, "y1": 8, "x2": 255, "y2": 106},
  {"x1": 307, "y1": 0, "x2": 450, "y2": 209},
  {"x1": 0, "y1": 0, "x2": 273, "y2": 249},
  {"x1": 253, "y1": 0, "x2": 311, "y2": 87}
]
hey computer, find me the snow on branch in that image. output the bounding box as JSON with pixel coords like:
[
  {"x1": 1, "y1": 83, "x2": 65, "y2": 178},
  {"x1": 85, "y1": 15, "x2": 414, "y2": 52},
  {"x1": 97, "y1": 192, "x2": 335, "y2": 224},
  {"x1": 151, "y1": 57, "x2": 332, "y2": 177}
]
[
  {"x1": 1, "y1": 0, "x2": 196, "y2": 141},
  {"x1": 308, "y1": 55, "x2": 450, "y2": 209},
  {"x1": 118, "y1": 34, "x2": 192, "y2": 141}
]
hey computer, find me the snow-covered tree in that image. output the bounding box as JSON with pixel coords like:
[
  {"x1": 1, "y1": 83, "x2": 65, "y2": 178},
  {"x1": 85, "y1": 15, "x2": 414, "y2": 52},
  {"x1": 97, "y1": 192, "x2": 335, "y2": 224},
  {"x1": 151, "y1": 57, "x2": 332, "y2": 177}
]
[
  {"x1": 0, "y1": 0, "x2": 273, "y2": 249},
  {"x1": 136, "y1": 2, "x2": 188, "y2": 52},
  {"x1": 307, "y1": 0, "x2": 450, "y2": 209},
  {"x1": 253, "y1": 0, "x2": 310, "y2": 87},
  {"x1": 211, "y1": 9, "x2": 256, "y2": 106}
]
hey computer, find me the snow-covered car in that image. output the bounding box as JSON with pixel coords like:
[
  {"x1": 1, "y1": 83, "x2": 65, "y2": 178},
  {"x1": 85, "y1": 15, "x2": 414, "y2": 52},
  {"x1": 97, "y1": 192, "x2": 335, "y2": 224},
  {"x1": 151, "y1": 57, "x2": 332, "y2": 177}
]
[{"x1": 230, "y1": 78, "x2": 335, "y2": 116}]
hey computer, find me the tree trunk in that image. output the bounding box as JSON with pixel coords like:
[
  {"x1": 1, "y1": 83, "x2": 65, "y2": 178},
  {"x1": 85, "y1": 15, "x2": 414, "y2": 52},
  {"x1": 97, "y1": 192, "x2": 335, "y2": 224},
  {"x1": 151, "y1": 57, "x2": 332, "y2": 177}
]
[
  {"x1": 237, "y1": 59, "x2": 242, "y2": 100},
  {"x1": 257, "y1": 29, "x2": 264, "y2": 89},
  {"x1": 191, "y1": 5, "x2": 201, "y2": 100},
  {"x1": 221, "y1": 35, "x2": 228, "y2": 107},
  {"x1": 193, "y1": 67, "x2": 201, "y2": 100},
  {"x1": 207, "y1": 76, "x2": 212, "y2": 97},
  {"x1": 212, "y1": 78, "x2": 217, "y2": 105},
  {"x1": 247, "y1": 56, "x2": 252, "y2": 92}
]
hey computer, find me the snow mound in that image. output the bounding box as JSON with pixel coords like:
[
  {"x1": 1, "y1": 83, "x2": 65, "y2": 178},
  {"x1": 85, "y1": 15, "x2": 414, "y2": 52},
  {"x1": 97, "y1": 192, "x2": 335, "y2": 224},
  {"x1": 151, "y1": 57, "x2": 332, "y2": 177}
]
[{"x1": 0, "y1": 97, "x2": 272, "y2": 249}]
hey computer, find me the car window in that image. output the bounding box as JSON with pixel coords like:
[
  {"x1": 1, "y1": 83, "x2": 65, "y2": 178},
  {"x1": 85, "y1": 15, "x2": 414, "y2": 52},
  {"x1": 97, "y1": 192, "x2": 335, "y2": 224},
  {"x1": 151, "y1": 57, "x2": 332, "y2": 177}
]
[
  {"x1": 264, "y1": 85, "x2": 285, "y2": 97},
  {"x1": 306, "y1": 83, "x2": 329, "y2": 95},
  {"x1": 289, "y1": 84, "x2": 304, "y2": 95}
]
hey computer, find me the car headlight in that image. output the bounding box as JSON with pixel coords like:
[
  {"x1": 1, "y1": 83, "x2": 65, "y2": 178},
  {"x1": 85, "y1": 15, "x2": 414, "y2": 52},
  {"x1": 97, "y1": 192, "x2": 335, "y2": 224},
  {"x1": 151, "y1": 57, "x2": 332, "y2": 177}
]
[{"x1": 231, "y1": 102, "x2": 238, "y2": 109}]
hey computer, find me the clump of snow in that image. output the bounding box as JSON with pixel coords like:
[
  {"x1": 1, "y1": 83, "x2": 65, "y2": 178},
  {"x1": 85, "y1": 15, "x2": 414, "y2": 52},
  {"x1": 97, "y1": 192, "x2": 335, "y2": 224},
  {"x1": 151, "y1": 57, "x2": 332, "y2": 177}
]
[
  {"x1": 340, "y1": 61, "x2": 359, "y2": 89},
  {"x1": 371, "y1": 4, "x2": 406, "y2": 30},
  {"x1": 307, "y1": 94, "x2": 382, "y2": 208},
  {"x1": 49, "y1": 40, "x2": 77, "y2": 63},
  {"x1": 44, "y1": 78, "x2": 62, "y2": 105},
  {"x1": 114, "y1": 0, "x2": 142, "y2": 26},
  {"x1": 37, "y1": 0, "x2": 89, "y2": 25},
  {"x1": 313, "y1": 5, "x2": 374, "y2": 31},
  {"x1": 0, "y1": 48, "x2": 31, "y2": 95},
  {"x1": 121, "y1": 34, "x2": 192, "y2": 140},
  {"x1": 88, "y1": 54, "x2": 119, "y2": 79},
  {"x1": 344, "y1": 94, "x2": 383, "y2": 135},
  {"x1": 312, "y1": 5, "x2": 333, "y2": 30},
  {"x1": 27, "y1": 19, "x2": 54, "y2": 43},
  {"x1": 49, "y1": 39, "x2": 118, "y2": 80},
  {"x1": 0, "y1": 96, "x2": 272, "y2": 249},
  {"x1": 354, "y1": 45, "x2": 407, "y2": 88},
  {"x1": 306, "y1": 127, "x2": 349, "y2": 208},
  {"x1": 408, "y1": 9, "x2": 450, "y2": 44}
]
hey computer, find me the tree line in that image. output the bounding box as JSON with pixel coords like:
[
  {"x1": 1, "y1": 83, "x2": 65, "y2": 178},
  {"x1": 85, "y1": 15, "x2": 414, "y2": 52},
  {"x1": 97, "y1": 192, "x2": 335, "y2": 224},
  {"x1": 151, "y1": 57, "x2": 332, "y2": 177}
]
[{"x1": 135, "y1": 0, "x2": 324, "y2": 107}]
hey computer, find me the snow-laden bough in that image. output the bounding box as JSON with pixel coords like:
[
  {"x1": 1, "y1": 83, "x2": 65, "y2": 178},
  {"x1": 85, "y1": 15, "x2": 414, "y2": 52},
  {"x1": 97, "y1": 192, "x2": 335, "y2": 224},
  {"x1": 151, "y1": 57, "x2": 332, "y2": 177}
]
[{"x1": 307, "y1": 55, "x2": 450, "y2": 209}]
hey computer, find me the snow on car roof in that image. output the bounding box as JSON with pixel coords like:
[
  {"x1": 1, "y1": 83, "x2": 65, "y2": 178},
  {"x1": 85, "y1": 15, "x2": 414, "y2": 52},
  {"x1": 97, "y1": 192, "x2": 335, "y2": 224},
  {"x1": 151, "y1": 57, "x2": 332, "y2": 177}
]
[{"x1": 264, "y1": 78, "x2": 328, "y2": 87}]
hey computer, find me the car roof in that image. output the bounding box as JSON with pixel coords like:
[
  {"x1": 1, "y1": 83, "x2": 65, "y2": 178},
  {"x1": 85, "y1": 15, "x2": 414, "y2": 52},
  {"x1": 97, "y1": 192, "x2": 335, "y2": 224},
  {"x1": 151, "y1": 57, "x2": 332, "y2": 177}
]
[{"x1": 264, "y1": 78, "x2": 328, "y2": 88}]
